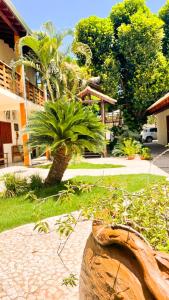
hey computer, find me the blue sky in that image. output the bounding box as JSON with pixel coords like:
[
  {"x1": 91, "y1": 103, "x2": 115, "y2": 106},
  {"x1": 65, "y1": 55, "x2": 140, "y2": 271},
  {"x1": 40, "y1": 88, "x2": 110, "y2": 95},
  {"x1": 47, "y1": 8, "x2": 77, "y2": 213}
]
[{"x1": 13, "y1": 0, "x2": 166, "y2": 31}]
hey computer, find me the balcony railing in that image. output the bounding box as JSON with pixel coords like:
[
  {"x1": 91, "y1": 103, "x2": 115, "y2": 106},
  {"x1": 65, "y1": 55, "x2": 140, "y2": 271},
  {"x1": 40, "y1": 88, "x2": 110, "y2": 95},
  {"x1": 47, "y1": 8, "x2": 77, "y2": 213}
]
[
  {"x1": 0, "y1": 60, "x2": 44, "y2": 106},
  {"x1": 0, "y1": 60, "x2": 22, "y2": 96}
]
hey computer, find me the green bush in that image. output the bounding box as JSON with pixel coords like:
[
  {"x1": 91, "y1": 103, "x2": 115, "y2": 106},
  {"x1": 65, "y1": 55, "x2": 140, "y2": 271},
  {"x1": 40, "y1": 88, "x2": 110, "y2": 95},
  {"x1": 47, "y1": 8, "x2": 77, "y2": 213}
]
[
  {"x1": 140, "y1": 147, "x2": 152, "y2": 160},
  {"x1": 83, "y1": 181, "x2": 169, "y2": 252},
  {"x1": 112, "y1": 138, "x2": 141, "y2": 157},
  {"x1": 29, "y1": 174, "x2": 44, "y2": 190},
  {"x1": 3, "y1": 174, "x2": 29, "y2": 197}
]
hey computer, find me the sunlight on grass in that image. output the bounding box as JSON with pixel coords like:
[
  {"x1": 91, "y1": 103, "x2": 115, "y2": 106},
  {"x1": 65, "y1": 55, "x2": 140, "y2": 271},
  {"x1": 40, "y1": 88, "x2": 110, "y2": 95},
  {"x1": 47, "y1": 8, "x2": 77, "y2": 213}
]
[{"x1": 36, "y1": 162, "x2": 125, "y2": 169}]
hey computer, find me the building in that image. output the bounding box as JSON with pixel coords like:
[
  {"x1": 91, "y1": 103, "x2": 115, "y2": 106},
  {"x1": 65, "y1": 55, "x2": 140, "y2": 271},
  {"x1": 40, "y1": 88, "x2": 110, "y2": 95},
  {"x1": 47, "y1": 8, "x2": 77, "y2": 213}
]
[
  {"x1": 147, "y1": 93, "x2": 169, "y2": 145},
  {"x1": 0, "y1": 0, "x2": 45, "y2": 166}
]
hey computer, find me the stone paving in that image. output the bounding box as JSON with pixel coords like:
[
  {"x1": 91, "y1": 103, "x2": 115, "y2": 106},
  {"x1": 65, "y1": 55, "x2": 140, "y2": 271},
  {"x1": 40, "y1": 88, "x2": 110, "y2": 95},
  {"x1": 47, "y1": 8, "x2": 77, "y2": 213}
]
[{"x1": 0, "y1": 215, "x2": 91, "y2": 300}]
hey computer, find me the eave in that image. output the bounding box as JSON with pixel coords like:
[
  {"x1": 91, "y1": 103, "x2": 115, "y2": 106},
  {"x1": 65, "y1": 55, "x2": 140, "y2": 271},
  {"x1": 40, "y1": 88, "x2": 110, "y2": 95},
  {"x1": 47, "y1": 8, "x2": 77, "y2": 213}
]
[{"x1": 147, "y1": 93, "x2": 169, "y2": 115}]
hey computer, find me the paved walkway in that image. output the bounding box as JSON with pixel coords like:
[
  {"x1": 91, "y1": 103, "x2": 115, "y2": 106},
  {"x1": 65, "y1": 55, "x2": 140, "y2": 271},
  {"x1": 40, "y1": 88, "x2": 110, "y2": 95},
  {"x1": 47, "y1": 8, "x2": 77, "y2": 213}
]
[
  {"x1": 0, "y1": 215, "x2": 91, "y2": 300},
  {"x1": 0, "y1": 155, "x2": 168, "y2": 299}
]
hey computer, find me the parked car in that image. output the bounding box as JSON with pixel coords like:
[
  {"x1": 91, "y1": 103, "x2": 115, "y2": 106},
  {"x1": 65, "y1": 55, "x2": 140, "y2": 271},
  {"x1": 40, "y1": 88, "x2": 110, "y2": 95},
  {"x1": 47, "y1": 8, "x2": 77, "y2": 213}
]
[{"x1": 140, "y1": 127, "x2": 157, "y2": 143}]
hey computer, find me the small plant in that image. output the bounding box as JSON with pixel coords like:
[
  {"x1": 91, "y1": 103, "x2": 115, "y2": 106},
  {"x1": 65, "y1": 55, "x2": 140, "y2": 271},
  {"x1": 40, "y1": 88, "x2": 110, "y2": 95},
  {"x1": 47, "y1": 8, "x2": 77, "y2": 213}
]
[
  {"x1": 34, "y1": 221, "x2": 50, "y2": 233},
  {"x1": 29, "y1": 174, "x2": 44, "y2": 190},
  {"x1": 3, "y1": 173, "x2": 29, "y2": 197},
  {"x1": 112, "y1": 138, "x2": 141, "y2": 159},
  {"x1": 140, "y1": 147, "x2": 152, "y2": 160},
  {"x1": 62, "y1": 273, "x2": 78, "y2": 287}
]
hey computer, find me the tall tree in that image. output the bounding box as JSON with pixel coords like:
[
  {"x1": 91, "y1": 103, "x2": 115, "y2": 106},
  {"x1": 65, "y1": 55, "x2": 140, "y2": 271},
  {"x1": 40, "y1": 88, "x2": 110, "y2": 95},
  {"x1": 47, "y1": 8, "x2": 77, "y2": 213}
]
[
  {"x1": 75, "y1": 16, "x2": 120, "y2": 98},
  {"x1": 27, "y1": 99, "x2": 105, "y2": 185},
  {"x1": 159, "y1": 0, "x2": 169, "y2": 58},
  {"x1": 75, "y1": 0, "x2": 169, "y2": 130}
]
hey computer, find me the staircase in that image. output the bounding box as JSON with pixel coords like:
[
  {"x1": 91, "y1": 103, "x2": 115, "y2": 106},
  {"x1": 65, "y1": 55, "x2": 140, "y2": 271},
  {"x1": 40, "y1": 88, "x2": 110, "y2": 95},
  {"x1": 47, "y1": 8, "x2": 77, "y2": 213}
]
[{"x1": 83, "y1": 150, "x2": 102, "y2": 158}]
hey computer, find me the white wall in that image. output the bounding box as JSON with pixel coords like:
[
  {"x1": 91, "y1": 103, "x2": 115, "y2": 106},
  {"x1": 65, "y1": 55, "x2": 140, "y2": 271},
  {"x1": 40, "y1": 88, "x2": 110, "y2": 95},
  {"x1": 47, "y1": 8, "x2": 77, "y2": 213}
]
[{"x1": 156, "y1": 108, "x2": 169, "y2": 145}]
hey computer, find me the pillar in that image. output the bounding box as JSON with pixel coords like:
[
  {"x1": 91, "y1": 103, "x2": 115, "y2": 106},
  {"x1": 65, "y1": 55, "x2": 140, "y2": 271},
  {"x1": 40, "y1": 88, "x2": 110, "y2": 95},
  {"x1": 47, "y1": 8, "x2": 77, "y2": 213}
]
[
  {"x1": 20, "y1": 103, "x2": 31, "y2": 166},
  {"x1": 101, "y1": 101, "x2": 107, "y2": 157}
]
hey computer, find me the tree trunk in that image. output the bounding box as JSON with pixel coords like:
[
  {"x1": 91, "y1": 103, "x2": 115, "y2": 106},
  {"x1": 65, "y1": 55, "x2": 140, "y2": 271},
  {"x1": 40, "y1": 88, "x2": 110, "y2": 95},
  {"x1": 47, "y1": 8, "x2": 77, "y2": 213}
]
[{"x1": 45, "y1": 147, "x2": 71, "y2": 185}]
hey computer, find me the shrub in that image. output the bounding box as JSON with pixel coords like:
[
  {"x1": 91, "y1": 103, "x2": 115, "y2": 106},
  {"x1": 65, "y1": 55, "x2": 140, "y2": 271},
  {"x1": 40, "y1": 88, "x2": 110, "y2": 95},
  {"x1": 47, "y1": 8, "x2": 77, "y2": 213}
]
[
  {"x1": 140, "y1": 147, "x2": 152, "y2": 160},
  {"x1": 83, "y1": 181, "x2": 169, "y2": 252},
  {"x1": 112, "y1": 138, "x2": 141, "y2": 157},
  {"x1": 3, "y1": 174, "x2": 29, "y2": 197},
  {"x1": 29, "y1": 174, "x2": 44, "y2": 190}
]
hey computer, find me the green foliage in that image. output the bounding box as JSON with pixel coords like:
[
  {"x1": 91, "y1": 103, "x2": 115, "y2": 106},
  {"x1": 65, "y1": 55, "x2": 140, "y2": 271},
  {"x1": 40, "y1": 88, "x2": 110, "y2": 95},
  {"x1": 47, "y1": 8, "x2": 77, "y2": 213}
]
[
  {"x1": 110, "y1": 0, "x2": 149, "y2": 33},
  {"x1": 29, "y1": 174, "x2": 44, "y2": 190},
  {"x1": 3, "y1": 174, "x2": 29, "y2": 197},
  {"x1": 12, "y1": 22, "x2": 91, "y2": 101},
  {"x1": 27, "y1": 99, "x2": 105, "y2": 155},
  {"x1": 56, "y1": 214, "x2": 77, "y2": 237},
  {"x1": 75, "y1": 16, "x2": 120, "y2": 98},
  {"x1": 159, "y1": 0, "x2": 169, "y2": 57},
  {"x1": 112, "y1": 138, "x2": 141, "y2": 157},
  {"x1": 62, "y1": 273, "x2": 78, "y2": 287},
  {"x1": 34, "y1": 221, "x2": 50, "y2": 233},
  {"x1": 140, "y1": 147, "x2": 152, "y2": 160},
  {"x1": 75, "y1": 0, "x2": 169, "y2": 130},
  {"x1": 83, "y1": 181, "x2": 169, "y2": 252},
  {"x1": 75, "y1": 16, "x2": 114, "y2": 68}
]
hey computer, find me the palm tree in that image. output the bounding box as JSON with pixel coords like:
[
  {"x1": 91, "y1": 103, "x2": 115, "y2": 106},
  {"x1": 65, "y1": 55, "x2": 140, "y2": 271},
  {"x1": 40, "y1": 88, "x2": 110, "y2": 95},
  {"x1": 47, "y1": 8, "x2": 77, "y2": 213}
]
[
  {"x1": 27, "y1": 99, "x2": 105, "y2": 185},
  {"x1": 12, "y1": 22, "x2": 92, "y2": 101}
]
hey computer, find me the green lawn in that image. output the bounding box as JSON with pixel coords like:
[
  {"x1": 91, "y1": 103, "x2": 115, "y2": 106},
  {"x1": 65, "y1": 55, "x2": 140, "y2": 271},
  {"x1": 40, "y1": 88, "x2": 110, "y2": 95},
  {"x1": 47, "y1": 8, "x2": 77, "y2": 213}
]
[
  {"x1": 36, "y1": 162, "x2": 125, "y2": 169},
  {"x1": 0, "y1": 174, "x2": 165, "y2": 233}
]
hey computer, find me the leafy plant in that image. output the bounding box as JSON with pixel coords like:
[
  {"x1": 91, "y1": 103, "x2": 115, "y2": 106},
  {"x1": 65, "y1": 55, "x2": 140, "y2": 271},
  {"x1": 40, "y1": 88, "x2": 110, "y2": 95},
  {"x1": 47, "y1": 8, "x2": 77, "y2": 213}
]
[
  {"x1": 82, "y1": 181, "x2": 169, "y2": 252},
  {"x1": 140, "y1": 147, "x2": 152, "y2": 160},
  {"x1": 27, "y1": 99, "x2": 105, "y2": 185},
  {"x1": 112, "y1": 138, "x2": 141, "y2": 157},
  {"x1": 3, "y1": 174, "x2": 29, "y2": 197},
  {"x1": 29, "y1": 174, "x2": 44, "y2": 190},
  {"x1": 62, "y1": 273, "x2": 78, "y2": 287},
  {"x1": 34, "y1": 221, "x2": 50, "y2": 233}
]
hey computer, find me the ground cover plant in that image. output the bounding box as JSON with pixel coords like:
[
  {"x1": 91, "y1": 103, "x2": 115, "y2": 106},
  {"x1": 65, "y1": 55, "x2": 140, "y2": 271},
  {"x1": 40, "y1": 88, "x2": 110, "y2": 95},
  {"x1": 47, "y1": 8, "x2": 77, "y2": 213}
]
[
  {"x1": 0, "y1": 174, "x2": 164, "y2": 233},
  {"x1": 37, "y1": 161, "x2": 125, "y2": 169}
]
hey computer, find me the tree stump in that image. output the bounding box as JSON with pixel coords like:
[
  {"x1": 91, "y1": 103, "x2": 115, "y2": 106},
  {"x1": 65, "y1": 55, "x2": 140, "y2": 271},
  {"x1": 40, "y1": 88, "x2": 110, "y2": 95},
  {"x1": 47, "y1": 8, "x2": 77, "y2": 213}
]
[{"x1": 79, "y1": 221, "x2": 169, "y2": 300}]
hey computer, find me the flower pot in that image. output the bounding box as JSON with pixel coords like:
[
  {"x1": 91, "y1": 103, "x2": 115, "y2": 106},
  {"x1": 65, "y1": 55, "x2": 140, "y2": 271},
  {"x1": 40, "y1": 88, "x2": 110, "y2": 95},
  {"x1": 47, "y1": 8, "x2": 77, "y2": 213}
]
[
  {"x1": 79, "y1": 221, "x2": 169, "y2": 300},
  {"x1": 127, "y1": 155, "x2": 135, "y2": 160}
]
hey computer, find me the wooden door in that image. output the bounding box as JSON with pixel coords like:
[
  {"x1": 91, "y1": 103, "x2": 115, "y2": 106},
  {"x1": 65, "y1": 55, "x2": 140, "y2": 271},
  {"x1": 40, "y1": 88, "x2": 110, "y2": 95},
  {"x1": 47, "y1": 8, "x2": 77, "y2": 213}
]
[
  {"x1": 167, "y1": 116, "x2": 169, "y2": 144},
  {"x1": 0, "y1": 122, "x2": 12, "y2": 165},
  {"x1": 0, "y1": 122, "x2": 12, "y2": 144}
]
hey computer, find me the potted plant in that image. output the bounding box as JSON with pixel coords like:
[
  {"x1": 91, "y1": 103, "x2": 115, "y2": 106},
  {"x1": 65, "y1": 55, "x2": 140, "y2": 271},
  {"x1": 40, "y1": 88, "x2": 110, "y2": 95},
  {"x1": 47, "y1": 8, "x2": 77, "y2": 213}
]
[
  {"x1": 140, "y1": 147, "x2": 152, "y2": 160},
  {"x1": 112, "y1": 138, "x2": 141, "y2": 160}
]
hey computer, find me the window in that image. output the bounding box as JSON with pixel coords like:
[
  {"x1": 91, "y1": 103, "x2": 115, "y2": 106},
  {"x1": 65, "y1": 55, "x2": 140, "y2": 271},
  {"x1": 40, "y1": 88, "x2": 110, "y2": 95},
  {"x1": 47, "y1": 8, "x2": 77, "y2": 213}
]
[{"x1": 150, "y1": 128, "x2": 157, "y2": 132}]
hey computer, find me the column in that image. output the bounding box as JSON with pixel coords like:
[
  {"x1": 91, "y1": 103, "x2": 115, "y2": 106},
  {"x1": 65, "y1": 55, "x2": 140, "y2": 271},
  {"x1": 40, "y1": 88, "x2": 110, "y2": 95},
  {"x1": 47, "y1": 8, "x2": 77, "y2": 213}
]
[
  {"x1": 20, "y1": 103, "x2": 31, "y2": 166},
  {"x1": 14, "y1": 33, "x2": 31, "y2": 166}
]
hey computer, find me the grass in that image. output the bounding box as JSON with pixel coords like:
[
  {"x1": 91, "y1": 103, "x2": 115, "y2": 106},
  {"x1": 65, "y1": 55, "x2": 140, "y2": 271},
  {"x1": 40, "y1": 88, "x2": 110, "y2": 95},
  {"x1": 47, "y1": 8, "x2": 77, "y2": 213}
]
[
  {"x1": 36, "y1": 161, "x2": 125, "y2": 169},
  {"x1": 0, "y1": 174, "x2": 165, "y2": 233}
]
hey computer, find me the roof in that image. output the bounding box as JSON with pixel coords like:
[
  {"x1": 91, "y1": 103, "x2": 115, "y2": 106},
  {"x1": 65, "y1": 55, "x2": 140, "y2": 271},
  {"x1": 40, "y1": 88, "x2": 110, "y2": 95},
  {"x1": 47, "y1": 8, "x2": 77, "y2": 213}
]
[
  {"x1": 147, "y1": 92, "x2": 169, "y2": 114},
  {"x1": 2, "y1": 0, "x2": 31, "y2": 34},
  {"x1": 0, "y1": 0, "x2": 31, "y2": 48},
  {"x1": 77, "y1": 86, "x2": 117, "y2": 105}
]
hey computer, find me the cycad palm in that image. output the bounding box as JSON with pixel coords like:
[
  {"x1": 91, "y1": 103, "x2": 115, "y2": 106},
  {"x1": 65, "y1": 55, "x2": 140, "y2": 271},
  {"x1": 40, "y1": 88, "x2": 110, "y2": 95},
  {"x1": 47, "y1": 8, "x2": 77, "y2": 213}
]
[
  {"x1": 27, "y1": 99, "x2": 105, "y2": 185},
  {"x1": 12, "y1": 22, "x2": 92, "y2": 101}
]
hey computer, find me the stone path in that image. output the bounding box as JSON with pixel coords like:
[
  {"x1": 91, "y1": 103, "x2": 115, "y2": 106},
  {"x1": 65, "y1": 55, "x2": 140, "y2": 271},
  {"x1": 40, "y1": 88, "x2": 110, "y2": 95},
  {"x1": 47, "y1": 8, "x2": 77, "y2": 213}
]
[{"x1": 0, "y1": 215, "x2": 91, "y2": 300}]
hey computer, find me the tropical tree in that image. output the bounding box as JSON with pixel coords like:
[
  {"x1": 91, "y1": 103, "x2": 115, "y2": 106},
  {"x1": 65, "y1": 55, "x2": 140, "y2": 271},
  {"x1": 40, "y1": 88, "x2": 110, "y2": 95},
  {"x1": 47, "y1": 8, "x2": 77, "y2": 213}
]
[
  {"x1": 159, "y1": 0, "x2": 169, "y2": 58},
  {"x1": 27, "y1": 99, "x2": 105, "y2": 185},
  {"x1": 75, "y1": 0, "x2": 169, "y2": 130},
  {"x1": 12, "y1": 22, "x2": 92, "y2": 101}
]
